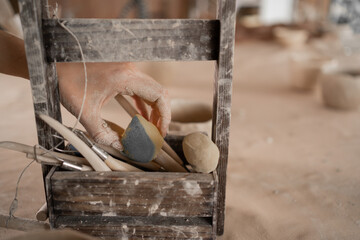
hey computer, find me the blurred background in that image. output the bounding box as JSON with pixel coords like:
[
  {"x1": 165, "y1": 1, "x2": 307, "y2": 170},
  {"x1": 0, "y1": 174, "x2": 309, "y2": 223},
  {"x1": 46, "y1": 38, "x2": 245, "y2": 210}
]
[{"x1": 1, "y1": 0, "x2": 360, "y2": 239}]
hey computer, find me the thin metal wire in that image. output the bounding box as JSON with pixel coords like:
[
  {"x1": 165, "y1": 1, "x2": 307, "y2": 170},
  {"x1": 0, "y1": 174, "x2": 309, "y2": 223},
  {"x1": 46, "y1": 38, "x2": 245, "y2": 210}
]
[{"x1": 7, "y1": 3, "x2": 90, "y2": 224}]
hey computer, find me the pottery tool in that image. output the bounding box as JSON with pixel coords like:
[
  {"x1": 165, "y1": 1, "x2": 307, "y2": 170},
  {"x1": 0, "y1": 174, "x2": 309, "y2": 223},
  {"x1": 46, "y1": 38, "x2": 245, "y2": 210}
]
[
  {"x1": 182, "y1": 132, "x2": 219, "y2": 173},
  {"x1": 39, "y1": 114, "x2": 111, "y2": 171},
  {"x1": 34, "y1": 145, "x2": 95, "y2": 222},
  {"x1": 98, "y1": 120, "x2": 164, "y2": 171},
  {"x1": 115, "y1": 95, "x2": 186, "y2": 167},
  {"x1": 73, "y1": 129, "x2": 143, "y2": 172},
  {"x1": 35, "y1": 203, "x2": 48, "y2": 222},
  {"x1": 26, "y1": 152, "x2": 93, "y2": 172},
  {"x1": 105, "y1": 119, "x2": 186, "y2": 172},
  {"x1": 97, "y1": 142, "x2": 164, "y2": 171},
  {"x1": 0, "y1": 141, "x2": 92, "y2": 171},
  {"x1": 121, "y1": 114, "x2": 164, "y2": 163},
  {"x1": 0, "y1": 141, "x2": 88, "y2": 165}
]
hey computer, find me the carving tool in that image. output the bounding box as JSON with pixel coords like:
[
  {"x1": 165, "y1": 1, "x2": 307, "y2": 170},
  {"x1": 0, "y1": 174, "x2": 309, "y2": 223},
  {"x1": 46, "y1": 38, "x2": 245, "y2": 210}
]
[
  {"x1": 106, "y1": 118, "x2": 187, "y2": 172},
  {"x1": 39, "y1": 114, "x2": 111, "y2": 171},
  {"x1": 0, "y1": 141, "x2": 92, "y2": 171},
  {"x1": 73, "y1": 129, "x2": 143, "y2": 172},
  {"x1": 0, "y1": 141, "x2": 88, "y2": 165},
  {"x1": 115, "y1": 95, "x2": 187, "y2": 170}
]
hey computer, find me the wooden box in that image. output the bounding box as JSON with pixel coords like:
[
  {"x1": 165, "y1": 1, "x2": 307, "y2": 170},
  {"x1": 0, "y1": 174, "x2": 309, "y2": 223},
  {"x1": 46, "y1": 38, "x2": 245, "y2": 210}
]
[
  {"x1": 46, "y1": 168, "x2": 217, "y2": 239},
  {"x1": 45, "y1": 137, "x2": 218, "y2": 239},
  {"x1": 19, "y1": 0, "x2": 235, "y2": 238}
]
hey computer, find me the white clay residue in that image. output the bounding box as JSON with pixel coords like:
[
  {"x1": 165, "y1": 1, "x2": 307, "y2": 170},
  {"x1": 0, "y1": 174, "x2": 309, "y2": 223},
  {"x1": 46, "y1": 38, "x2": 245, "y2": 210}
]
[
  {"x1": 126, "y1": 200, "x2": 131, "y2": 207},
  {"x1": 102, "y1": 212, "x2": 117, "y2": 216},
  {"x1": 109, "y1": 199, "x2": 116, "y2": 207},
  {"x1": 89, "y1": 200, "x2": 103, "y2": 205},
  {"x1": 183, "y1": 181, "x2": 202, "y2": 196},
  {"x1": 134, "y1": 180, "x2": 139, "y2": 185},
  {"x1": 149, "y1": 204, "x2": 159, "y2": 215},
  {"x1": 122, "y1": 224, "x2": 129, "y2": 232}
]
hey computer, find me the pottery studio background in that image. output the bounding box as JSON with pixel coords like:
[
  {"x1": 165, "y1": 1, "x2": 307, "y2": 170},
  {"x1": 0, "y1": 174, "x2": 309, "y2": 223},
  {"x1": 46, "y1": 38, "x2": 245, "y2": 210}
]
[{"x1": 1, "y1": 0, "x2": 360, "y2": 239}]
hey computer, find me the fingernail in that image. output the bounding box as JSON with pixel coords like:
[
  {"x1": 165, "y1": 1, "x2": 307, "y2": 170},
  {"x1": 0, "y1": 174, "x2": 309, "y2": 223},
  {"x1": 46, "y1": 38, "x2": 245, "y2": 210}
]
[{"x1": 111, "y1": 140, "x2": 123, "y2": 151}]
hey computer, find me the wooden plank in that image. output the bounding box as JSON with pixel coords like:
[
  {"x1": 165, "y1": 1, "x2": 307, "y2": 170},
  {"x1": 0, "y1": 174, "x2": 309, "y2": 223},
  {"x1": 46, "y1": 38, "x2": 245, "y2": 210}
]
[
  {"x1": 42, "y1": 18, "x2": 220, "y2": 62},
  {"x1": 51, "y1": 171, "x2": 213, "y2": 182},
  {"x1": 55, "y1": 216, "x2": 213, "y2": 239},
  {"x1": 51, "y1": 171, "x2": 215, "y2": 218},
  {"x1": 18, "y1": 0, "x2": 62, "y2": 149},
  {"x1": 212, "y1": 0, "x2": 237, "y2": 236},
  {"x1": 45, "y1": 166, "x2": 57, "y2": 227},
  {"x1": 212, "y1": 171, "x2": 219, "y2": 237},
  {"x1": 53, "y1": 202, "x2": 213, "y2": 218},
  {"x1": 18, "y1": 0, "x2": 63, "y2": 224},
  {"x1": 51, "y1": 185, "x2": 214, "y2": 196}
]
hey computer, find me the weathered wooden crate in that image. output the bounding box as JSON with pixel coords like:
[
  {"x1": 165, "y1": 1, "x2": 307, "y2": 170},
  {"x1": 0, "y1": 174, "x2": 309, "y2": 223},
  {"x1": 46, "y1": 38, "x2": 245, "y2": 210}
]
[
  {"x1": 46, "y1": 168, "x2": 217, "y2": 239},
  {"x1": 19, "y1": 0, "x2": 235, "y2": 238},
  {"x1": 45, "y1": 136, "x2": 218, "y2": 239}
]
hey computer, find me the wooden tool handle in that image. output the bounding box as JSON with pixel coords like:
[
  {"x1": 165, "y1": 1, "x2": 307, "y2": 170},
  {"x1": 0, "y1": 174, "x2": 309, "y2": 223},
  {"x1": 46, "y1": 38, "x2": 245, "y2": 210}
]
[
  {"x1": 1, "y1": 212, "x2": 49, "y2": 231},
  {"x1": 154, "y1": 151, "x2": 187, "y2": 172},
  {"x1": 39, "y1": 114, "x2": 111, "y2": 172},
  {"x1": 0, "y1": 141, "x2": 89, "y2": 165},
  {"x1": 35, "y1": 203, "x2": 48, "y2": 221},
  {"x1": 105, "y1": 155, "x2": 144, "y2": 172},
  {"x1": 97, "y1": 143, "x2": 164, "y2": 171}
]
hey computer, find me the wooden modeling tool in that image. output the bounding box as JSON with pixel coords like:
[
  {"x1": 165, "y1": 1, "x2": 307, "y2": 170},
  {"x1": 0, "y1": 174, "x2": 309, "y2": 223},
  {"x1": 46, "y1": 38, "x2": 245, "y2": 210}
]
[
  {"x1": 26, "y1": 153, "x2": 93, "y2": 172},
  {"x1": 0, "y1": 141, "x2": 93, "y2": 171},
  {"x1": 39, "y1": 114, "x2": 111, "y2": 171},
  {"x1": 35, "y1": 203, "x2": 48, "y2": 222},
  {"x1": 115, "y1": 95, "x2": 187, "y2": 170},
  {"x1": 97, "y1": 142, "x2": 164, "y2": 171},
  {"x1": 0, "y1": 141, "x2": 89, "y2": 165},
  {"x1": 73, "y1": 129, "x2": 143, "y2": 172}
]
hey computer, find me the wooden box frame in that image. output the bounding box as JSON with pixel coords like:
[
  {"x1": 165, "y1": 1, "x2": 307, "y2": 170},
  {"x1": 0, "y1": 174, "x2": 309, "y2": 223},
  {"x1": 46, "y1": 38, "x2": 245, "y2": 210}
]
[{"x1": 18, "y1": 0, "x2": 236, "y2": 238}]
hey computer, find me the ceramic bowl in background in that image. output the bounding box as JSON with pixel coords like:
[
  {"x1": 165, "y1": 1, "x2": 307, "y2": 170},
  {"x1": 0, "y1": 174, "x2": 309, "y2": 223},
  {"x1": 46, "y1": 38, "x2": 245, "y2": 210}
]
[
  {"x1": 320, "y1": 67, "x2": 360, "y2": 110},
  {"x1": 169, "y1": 99, "x2": 212, "y2": 136}
]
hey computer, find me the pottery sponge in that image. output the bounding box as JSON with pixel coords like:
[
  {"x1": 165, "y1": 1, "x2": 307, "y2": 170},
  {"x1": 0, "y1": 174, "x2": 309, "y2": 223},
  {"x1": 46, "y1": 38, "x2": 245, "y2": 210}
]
[{"x1": 121, "y1": 114, "x2": 164, "y2": 163}]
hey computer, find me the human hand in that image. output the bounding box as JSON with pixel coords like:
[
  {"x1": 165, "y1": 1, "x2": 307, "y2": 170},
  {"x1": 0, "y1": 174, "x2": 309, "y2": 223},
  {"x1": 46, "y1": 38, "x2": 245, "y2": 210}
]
[{"x1": 57, "y1": 62, "x2": 171, "y2": 151}]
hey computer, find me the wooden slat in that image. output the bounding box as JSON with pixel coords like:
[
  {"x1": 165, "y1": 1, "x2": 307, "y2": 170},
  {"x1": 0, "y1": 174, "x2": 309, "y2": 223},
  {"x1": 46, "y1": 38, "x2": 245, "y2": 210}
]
[
  {"x1": 55, "y1": 216, "x2": 213, "y2": 239},
  {"x1": 45, "y1": 166, "x2": 57, "y2": 226},
  {"x1": 18, "y1": 0, "x2": 63, "y2": 223},
  {"x1": 18, "y1": 0, "x2": 62, "y2": 149},
  {"x1": 51, "y1": 171, "x2": 215, "y2": 218},
  {"x1": 42, "y1": 18, "x2": 220, "y2": 62},
  {"x1": 51, "y1": 171, "x2": 213, "y2": 182},
  {"x1": 213, "y1": 0, "x2": 237, "y2": 236}
]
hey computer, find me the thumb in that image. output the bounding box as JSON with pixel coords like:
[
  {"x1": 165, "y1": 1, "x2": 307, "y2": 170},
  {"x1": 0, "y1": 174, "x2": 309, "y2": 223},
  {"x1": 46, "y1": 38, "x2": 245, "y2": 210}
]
[{"x1": 82, "y1": 117, "x2": 123, "y2": 151}]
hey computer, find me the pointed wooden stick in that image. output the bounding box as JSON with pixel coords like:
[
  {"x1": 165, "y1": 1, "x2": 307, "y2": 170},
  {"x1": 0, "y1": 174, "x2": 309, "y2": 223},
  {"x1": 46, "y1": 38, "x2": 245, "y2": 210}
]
[{"x1": 97, "y1": 143, "x2": 164, "y2": 171}]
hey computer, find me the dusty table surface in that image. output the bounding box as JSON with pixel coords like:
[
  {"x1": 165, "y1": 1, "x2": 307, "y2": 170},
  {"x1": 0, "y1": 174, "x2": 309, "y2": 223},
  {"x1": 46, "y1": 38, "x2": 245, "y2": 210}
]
[{"x1": 1, "y1": 41, "x2": 360, "y2": 239}]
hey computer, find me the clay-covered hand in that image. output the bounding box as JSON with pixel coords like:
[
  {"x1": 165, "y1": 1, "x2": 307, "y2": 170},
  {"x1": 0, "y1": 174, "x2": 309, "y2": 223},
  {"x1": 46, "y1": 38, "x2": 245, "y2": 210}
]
[{"x1": 57, "y1": 62, "x2": 171, "y2": 151}]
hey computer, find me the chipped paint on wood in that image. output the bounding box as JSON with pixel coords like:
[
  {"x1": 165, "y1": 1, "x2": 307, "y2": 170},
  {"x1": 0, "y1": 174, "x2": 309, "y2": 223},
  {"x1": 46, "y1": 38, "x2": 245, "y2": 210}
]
[
  {"x1": 51, "y1": 171, "x2": 215, "y2": 218},
  {"x1": 42, "y1": 19, "x2": 220, "y2": 62},
  {"x1": 55, "y1": 215, "x2": 213, "y2": 239},
  {"x1": 212, "y1": 0, "x2": 237, "y2": 236}
]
